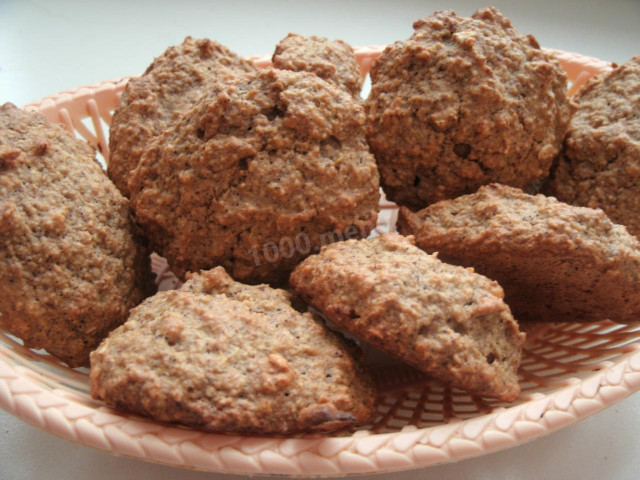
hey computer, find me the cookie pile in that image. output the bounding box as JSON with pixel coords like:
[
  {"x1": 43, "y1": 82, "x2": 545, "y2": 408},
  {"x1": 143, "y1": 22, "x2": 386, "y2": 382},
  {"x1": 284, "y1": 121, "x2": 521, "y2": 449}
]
[{"x1": 3, "y1": 6, "x2": 640, "y2": 435}]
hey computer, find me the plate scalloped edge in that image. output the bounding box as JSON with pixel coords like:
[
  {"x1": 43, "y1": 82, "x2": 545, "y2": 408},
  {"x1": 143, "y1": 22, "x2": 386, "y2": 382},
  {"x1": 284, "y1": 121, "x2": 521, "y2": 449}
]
[{"x1": 2, "y1": 344, "x2": 640, "y2": 475}]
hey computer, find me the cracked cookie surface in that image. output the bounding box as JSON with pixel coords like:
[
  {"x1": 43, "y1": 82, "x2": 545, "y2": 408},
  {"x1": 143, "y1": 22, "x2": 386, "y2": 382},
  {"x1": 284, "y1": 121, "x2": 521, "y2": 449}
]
[
  {"x1": 290, "y1": 233, "x2": 524, "y2": 402},
  {"x1": 108, "y1": 37, "x2": 256, "y2": 197},
  {"x1": 546, "y1": 56, "x2": 640, "y2": 236},
  {"x1": 128, "y1": 68, "x2": 379, "y2": 284},
  {"x1": 90, "y1": 267, "x2": 376, "y2": 434},
  {"x1": 365, "y1": 7, "x2": 574, "y2": 209}
]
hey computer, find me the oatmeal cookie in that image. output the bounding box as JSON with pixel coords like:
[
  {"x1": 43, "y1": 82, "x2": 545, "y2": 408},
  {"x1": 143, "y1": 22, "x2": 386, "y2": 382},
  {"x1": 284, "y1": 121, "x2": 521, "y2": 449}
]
[
  {"x1": 290, "y1": 233, "x2": 524, "y2": 402},
  {"x1": 129, "y1": 68, "x2": 380, "y2": 284},
  {"x1": 398, "y1": 183, "x2": 640, "y2": 323},
  {"x1": 273, "y1": 33, "x2": 363, "y2": 97},
  {"x1": 546, "y1": 56, "x2": 640, "y2": 236},
  {"x1": 365, "y1": 7, "x2": 574, "y2": 209},
  {"x1": 0, "y1": 103, "x2": 154, "y2": 367},
  {"x1": 108, "y1": 37, "x2": 256, "y2": 197},
  {"x1": 90, "y1": 267, "x2": 376, "y2": 434}
]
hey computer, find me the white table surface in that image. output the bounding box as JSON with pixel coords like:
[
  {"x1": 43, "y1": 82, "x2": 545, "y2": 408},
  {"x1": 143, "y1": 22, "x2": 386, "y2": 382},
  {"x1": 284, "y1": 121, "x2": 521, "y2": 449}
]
[{"x1": 1, "y1": 1, "x2": 640, "y2": 479}]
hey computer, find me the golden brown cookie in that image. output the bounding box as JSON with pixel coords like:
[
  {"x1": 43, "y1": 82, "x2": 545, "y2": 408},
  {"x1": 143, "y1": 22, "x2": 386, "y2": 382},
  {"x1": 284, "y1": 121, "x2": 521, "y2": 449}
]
[
  {"x1": 129, "y1": 68, "x2": 380, "y2": 284},
  {"x1": 0, "y1": 103, "x2": 154, "y2": 367},
  {"x1": 290, "y1": 233, "x2": 524, "y2": 402},
  {"x1": 398, "y1": 183, "x2": 640, "y2": 324},
  {"x1": 90, "y1": 267, "x2": 376, "y2": 434},
  {"x1": 546, "y1": 56, "x2": 640, "y2": 236},
  {"x1": 365, "y1": 7, "x2": 574, "y2": 209},
  {"x1": 273, "y1": 33, "x2": 363, "y2": 98},
  {"x1": 108, "y1": 37, "x2": 256, "y2": 197}
]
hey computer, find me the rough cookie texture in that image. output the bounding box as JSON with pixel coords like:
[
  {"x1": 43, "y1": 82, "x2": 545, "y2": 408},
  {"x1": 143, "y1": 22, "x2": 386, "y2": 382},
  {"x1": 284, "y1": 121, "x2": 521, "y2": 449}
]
[
  {"x1": 398, "y1": 183, "x2": 640, "y2": 323},
  {"x1": 290, "y1": 233, "x2": 524, "y2": 402},
  {"x1": 129, "y1": 68, "x2": 380, "y2": 284},
  {"x1": 90, "y1": 267, "x2": 376, "y2": 434},
  {"x1": 108, "y1": 37, "x2": 256, "y2": 197},
  {"x1": 273, "y1": 33, "x2": 363, "y2": 98},
  {"x1": 0, "y1": 103, "x2": 154, "y2": 367},
  {"x1": 365, "y1": 7, "x2": 575, "y2": 209},
  {"x1": 547, "y1": 57, "x2": 640, "y2": 236}
]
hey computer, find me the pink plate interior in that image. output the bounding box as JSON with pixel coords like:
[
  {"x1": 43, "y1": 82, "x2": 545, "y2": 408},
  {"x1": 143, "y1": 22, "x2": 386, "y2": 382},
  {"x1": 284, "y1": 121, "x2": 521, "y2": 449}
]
[{"x1": 2, "y1": 46, "x2": 640, "y2": 476}]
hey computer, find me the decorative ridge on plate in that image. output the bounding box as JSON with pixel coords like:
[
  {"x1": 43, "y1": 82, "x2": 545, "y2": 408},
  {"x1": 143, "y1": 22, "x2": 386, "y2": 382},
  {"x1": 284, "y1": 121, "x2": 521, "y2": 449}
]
[{"x1": 1, "y1": 340, "x2": 639, "y2": 475}]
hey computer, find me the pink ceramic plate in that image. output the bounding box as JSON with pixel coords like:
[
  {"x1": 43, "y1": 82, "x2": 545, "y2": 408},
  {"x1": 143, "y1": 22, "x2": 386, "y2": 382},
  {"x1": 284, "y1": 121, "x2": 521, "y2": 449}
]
[{"x1": 1, "y1": 46, "x2": 640, "y2": 476}]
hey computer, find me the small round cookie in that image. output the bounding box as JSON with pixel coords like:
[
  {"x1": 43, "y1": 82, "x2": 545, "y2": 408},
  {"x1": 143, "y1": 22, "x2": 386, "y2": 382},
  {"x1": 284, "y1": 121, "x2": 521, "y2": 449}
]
[
  {"x1": 272, "y1": 33, "x2": 363, "y2": 98},
  {"x1": 108, "y1": 37, "x2": 256, "y2": 197},
  {"x1": 546, "y1": 56, "x2": 640, "y2": 236},
  {"x1": 365, "y1": 7, "x2": 574, "y2": 209},
  {"x1": 90, "y1": 267, "x2": 376, "y2": 434},
  {"x1": 397, "y1": 183, "x2": 640, "y2": 324},
  {"x1": 290, "y1": 233, "x2": 524, "y2": 402},
  {"x1": 129, "y1": 68, "x2": 380, "y2": 284},
  {"x1": 0, "y1": 103, "x2": 154, "y2": 367}
]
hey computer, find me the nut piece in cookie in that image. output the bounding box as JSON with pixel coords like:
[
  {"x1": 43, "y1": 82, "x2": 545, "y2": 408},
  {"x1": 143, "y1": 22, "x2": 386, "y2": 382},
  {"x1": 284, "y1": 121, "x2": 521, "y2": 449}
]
[
  {"x1": 365, "y1": 7, "x2": 575, "y2": 209},
  {"x1": 108, "y1": 37, "x2": 257, "y2": 197},
  {"x1": 273, "y1": 33, "x2": 363, "y2": 98},
  {"x1": 129, "y1": 68, "x2": 380, "y2": 284},
  {"x1": 90, "y1": 267, "x2": 376, "y2": 434},
  {"x1": 546, "y1": 56, "x2": 640, "y2": 236},
  {"x1": 0, "y1": 103, "x2": 154, "y2": 367},
  {"x1": 290, "y1": 233, "x2": 524, "y2": 402},
  {"x1": 398, "y1": 183, "x2": 640, "y2": 324}
]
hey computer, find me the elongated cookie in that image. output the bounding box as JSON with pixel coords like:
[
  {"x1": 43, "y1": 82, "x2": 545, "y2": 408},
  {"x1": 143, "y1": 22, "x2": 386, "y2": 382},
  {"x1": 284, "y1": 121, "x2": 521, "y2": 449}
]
[
  {"x1": 90, "y1": 267, "x2": 376, "y2": 434},
  {"x1": 0, "y1": 103, "x2": 154, "y2": 367},
  {"x1": 290, "y1": 233, "x2": 524, "y2": 402},
  {"x1": 398, "y1": 183, "x2": 640, "y2": 323}
]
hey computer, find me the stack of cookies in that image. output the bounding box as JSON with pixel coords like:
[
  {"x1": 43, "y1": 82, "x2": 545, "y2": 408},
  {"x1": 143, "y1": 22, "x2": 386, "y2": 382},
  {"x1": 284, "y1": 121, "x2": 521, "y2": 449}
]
[{"x1": 2, "y1": 6, "x2": 640, "y2": 435}]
